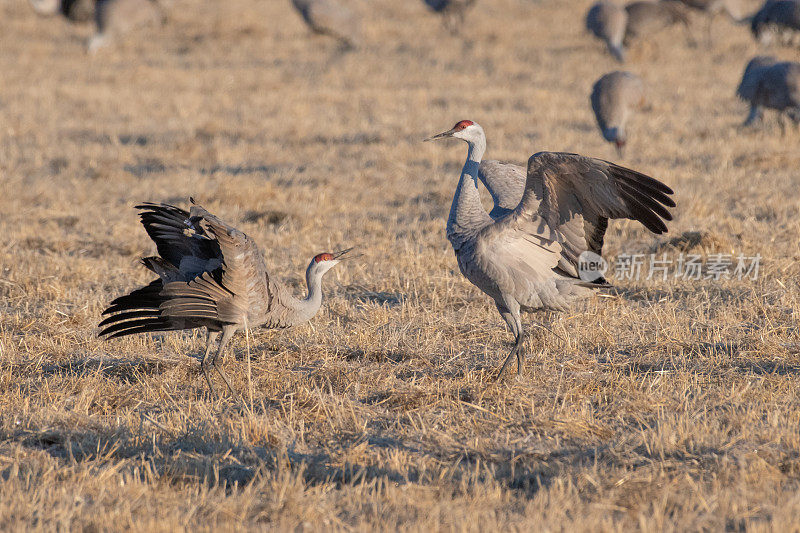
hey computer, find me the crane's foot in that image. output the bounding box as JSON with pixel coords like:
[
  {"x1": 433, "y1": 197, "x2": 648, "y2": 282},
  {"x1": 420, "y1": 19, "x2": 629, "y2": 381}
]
[
  {"x1": 494, "y1": 331, "x2": 527, "y2": 382},
  {"x1": 212, "y1": 359, "x2": 242, "y2": 403},
  {"x1": 200, "y1": 361, "x2": 217, "y2": 400},
  {"x1": 495, "y1": 344, "x2": 523, "y2": 382},
  {"x1": 516, "y1": 349, "x2": 526, "y2": 376}
]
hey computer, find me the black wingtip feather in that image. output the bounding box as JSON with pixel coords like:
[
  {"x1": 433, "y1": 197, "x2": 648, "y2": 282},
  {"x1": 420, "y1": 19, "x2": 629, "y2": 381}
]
[
  {"x1": 99, "y1": 317, "x2": 170, "y2": 338},
  {"x1": 616, "y1": 180, "x2": 674, "y2": 221},
  {"x1": 98, "y1": 310, "x2": 159, "y2": 327},
  {"x1": 611, "y1": 165, "x2": 674, "y2": 196},
  {"x1": 619, "y1": 189, "x2": 668, "y2": 234},
  {"x1": 106, "y1": 324, "x2": 172, "y2": 339},
  {"x1": 616, "y1": 173, "x2": 676, "y2": 209}
]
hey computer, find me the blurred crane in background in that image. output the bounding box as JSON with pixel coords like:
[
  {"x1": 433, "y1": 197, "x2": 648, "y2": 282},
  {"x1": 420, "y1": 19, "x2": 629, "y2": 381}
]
[
  {"x1": 737, "y1": 56, "x2": 800, "y2": 125},
  {"x1": 591, "y1": 71, "x2": 646, "y2": 156},
  {"x1": 291, "y1": 0, "x2": 362, "y2": 49}
]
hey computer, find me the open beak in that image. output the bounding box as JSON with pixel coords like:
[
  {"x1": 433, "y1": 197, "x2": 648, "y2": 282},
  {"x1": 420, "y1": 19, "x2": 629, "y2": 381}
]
[
  {"x1": 333, "y1": 247, "x2": 356, "y2": 260},
  {"x1": 423, "y1": 128, "x2": 456, "y2": 142}
]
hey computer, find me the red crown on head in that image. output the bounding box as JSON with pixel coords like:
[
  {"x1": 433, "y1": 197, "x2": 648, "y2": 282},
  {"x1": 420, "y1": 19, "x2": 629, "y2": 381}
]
[
  {"x1": 454, "y1": 120, "x2": 474, "y2": 131},
  {"x1": 314, "y1": 253, "x2": 334, "y2": 263}
]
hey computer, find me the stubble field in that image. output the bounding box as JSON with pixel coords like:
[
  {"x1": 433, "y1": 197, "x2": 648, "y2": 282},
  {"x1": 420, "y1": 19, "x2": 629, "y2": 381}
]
[{"x1": 1, "y1": 0, "x2": 800, "y2": 530}]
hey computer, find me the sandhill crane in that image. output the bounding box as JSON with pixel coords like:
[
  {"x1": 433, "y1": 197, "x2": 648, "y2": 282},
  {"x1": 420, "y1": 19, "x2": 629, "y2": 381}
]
[
  {"x1": 423, "y1": 0, "x2": 477, "y2": 33},
  {"x1": 586, "y1": 1, "x2": 629, "y2": 62},
  {"x1": 99, "y1": 200, "x2": 351, "y2": 396},
  {"x1": 591, "y1": 71, "x2": 646, "y2": 156},
  {"x1": 291, "y1": 0, "x2": 361, "y2": 49},
  {"x1": 425, "y1": 120, "x2": 675, "y2": 379},
  {"x1": 29, "y1": 0, "x2": 95, "y2": 22},
  {"x1": 672, "y1": 0, "x2": 746, "y2": 43},
  {"x1": 750, "y1": 0, "x2": 800, "y2": 45},
  {"x1": 88, "y1": 0, "x2": 162, "y2": 53},
  {"x1": 624, "y1": 1, "x2": 691, "y2": 44},
  {"x1": 737, "y1": 56, "x2": 800, "y2": 125}
]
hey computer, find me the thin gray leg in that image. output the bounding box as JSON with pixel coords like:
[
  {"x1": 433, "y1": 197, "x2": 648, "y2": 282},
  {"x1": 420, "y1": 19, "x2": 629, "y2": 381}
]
[
  {"x1": 212, "y1": 325, "x2": 240, "y2": 399},
  {"x1": 743, "y1": 104, "x2": 761, "y2": 127},
  {"x1": 495, "y1": 302, "x2": 525, "y2": 381},
  {"x1": 704, "y1": 16, "x2": 714, "y2": 47},
  {"x1": 201, "y1": 329, "x2": 220, "y2": 397}
]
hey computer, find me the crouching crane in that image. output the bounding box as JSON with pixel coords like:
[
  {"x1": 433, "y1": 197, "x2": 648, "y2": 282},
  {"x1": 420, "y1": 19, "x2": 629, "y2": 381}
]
[{"x1": 99, "y1": 200, "x2": 351, "y2": 396}]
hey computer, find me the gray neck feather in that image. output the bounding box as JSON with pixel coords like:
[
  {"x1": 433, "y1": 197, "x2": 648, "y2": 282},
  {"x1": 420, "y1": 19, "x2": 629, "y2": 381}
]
[
  {"x1": 447, "y1": 136, "x2": 492, "y2": 241},
  {"x1": 284, "y1": 264, "x2": 325, "y2": 327}
]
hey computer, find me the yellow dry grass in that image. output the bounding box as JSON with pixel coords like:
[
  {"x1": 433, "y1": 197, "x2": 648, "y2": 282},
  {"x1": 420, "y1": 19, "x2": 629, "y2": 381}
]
[{"x1": 1, "y1": 0, "x2": 800, "y2": 530}]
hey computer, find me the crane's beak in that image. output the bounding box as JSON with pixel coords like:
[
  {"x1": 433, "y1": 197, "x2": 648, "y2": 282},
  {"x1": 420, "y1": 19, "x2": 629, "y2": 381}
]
[
  {"x1": 333, "y1": 247, "x2": 356, "y2": 260},
  {"x1": 615, "y1": 140, "x2": 626, "y2": 158},
  {"x1": 423, "y1": 128, "x2": 456, "y2": 142}
]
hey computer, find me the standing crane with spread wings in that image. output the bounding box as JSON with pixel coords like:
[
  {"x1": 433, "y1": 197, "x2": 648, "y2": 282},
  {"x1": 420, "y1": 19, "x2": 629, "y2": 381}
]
[{"x1": 425, "y1": 120, "x2": 676, "y2": 379}]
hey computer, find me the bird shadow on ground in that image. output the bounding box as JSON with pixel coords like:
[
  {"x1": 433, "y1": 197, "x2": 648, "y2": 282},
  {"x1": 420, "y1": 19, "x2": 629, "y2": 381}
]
[
  {"x1": 344, "y1": 285, "x2": 406, "y2": 308},
  {"x1": 0, "y1": 419, "x2": 618, "y2": 499},
  {"x1": 342, "y1": 348, "x2": 409, "y2": 364},
  {"x1": 38, "y1": 356, "x2": 186, "y2": 383},
  {"x1": 607, "y1": 285, "x2": 744, "y2": 305},
  {"x1": 596, "y1": 344, "x2": 800, "y2": 377}
]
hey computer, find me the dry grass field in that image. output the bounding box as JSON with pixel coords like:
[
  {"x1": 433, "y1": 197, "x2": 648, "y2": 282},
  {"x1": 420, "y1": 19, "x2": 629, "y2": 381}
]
[{"x1": 1, "y1": 0, "x2": 800, "y2": 529}]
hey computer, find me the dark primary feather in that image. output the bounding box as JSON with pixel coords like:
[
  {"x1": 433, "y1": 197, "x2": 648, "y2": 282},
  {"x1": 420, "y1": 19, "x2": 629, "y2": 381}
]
[
  {"x1": 98, "y1": 279, "x2": 174, "y2": 338},
  {"x1": 135, "y1": 202, "x2": 221, "y2": 271}
]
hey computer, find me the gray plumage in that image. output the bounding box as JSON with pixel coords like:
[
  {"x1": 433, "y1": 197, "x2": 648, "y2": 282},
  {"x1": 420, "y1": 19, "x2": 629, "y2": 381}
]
[
  {"x1": 672, "y1": 0, "x2": 746, "y2": 43},
  {"x1": 292, "y1": 0, "x2": 361, "y2": 48},
  {"x1": 88, "y1": 0, "x2": 162, "y2": 53},
  {"x1": 29, "y1": 0, "x2": 95, "y2": 22},
  {"x1": 750, "y1": 0, "x2": 800, "y2": 45},
  {"x1": 736, "y1": 56, "x2": 800, "y2": 125},
  {"x1": 424, "y1": 0, "x2": 477, "y2": 33},
  {"x1": 624, "y1": 0, "x2": 691, "y2": 43},
  {"x1": 673, "y1": 0, "x2": 742, "y2": 17},
  {"x1": 99, "y1": 200, "x2": 350, "y2": 396},
  {"x1": 425, "y1": 121, "x2": 675, "y2": 378},
  {"x1": 586, "y1": 1, "x2": 629, "y2": 62},
  {"x1": 477, "y1": 160, "x2": 527, "y2": 219},
  {"x1": 590, "y1": 71, "x2": 646, "y2": 156}
]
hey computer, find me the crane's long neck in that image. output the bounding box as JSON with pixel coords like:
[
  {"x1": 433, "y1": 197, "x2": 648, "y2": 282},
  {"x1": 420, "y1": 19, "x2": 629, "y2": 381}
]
[
  {"x1": 447, "y1": 136, "x2": 491, "y2": 241},
  {"x1": 281, "y1": 265, "x2": 326, "y2": 327}
]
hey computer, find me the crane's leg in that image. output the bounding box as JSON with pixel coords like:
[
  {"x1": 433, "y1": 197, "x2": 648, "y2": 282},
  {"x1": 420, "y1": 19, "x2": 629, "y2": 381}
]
[
  {"x1": 787, "y1": 107, "x2": 800, "y2": 126},
  {"x1": 200, "y1": 329, "x2": 220, "y2": 397},
  {"x1": 211, "y1": 325, "x2": 240, "y2": 399},
  {"x1": 704, "y1": 16, "x2": 714, "y2": 47},
  {"x1": 608, "y1": 42, "x2": 626, "y2": 63},
  {"x1": 743, "y1": 104, "x2": 761, "y2": 127},
  {"x1": 495, "y1": 302, "x2": 525, "y2": 380}
]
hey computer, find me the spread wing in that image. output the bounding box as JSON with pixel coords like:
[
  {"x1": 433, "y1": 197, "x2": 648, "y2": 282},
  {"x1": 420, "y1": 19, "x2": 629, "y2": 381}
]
[
  {"x1": 470, "y1": 152, "x2": 674, "y2": 310},
  {"x1": 166, "y1": 201, "x2": 273, "y2": 325},
  {"x1": 100, "y1": 201, "x2": 273, "y2": 337},
  {"x1": 136, "y1": 202, "x2": 223, "y2": 280},
  {"x1": 524, "y1": 152, "x2": 675, "y2": 277}
]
